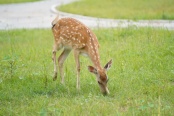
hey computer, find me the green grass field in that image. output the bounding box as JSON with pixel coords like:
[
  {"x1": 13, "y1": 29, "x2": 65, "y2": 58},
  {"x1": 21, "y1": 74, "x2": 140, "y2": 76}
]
[
  {"x1": 58, "y1": 0, "x2": 174, "y2": 20},
  {"x1": 0, "y1": 28, "x2": 174, "y2": 115},
  {"x1": 0, "y1": 0, "x2": 39, "y2": 4}
]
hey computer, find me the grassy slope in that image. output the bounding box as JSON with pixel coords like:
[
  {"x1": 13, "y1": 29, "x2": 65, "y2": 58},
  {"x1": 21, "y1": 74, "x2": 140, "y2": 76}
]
[
  {"x1": 0, "y1": 0, "x2": 39, "y2": 4},
  {"x1": 58, "y1": 0, "x2": 174, "y2": 20},
  {"x1": 0, "y1": 28, "x2": 174, "y2": 115}
]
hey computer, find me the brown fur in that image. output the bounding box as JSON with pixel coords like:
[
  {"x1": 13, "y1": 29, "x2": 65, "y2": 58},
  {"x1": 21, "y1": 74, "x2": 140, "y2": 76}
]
[{"x1": 51, "y1": 16, "x2": 112, "y2": 94}]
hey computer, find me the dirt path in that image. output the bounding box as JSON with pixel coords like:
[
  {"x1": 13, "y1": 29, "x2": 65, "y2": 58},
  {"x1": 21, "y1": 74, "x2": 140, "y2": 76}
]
[
  {"x1": 0, "y1": 0, "x2": 74, "y2": 30},
  {"x1": 0, "y1": 0, "x2": 174, "y2": 30},
  {"x1": 58, "y1": 11, "x2": 174, "y2": 30}
]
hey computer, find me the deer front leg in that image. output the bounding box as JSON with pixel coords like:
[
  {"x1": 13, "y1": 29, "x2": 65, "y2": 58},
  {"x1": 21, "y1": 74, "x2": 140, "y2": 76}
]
[
  {"x1": 58, "y1": 49, "x2": 71, "y2": 84},
  {"x1": 74, "y1": 50, "x2": 80, "y2": 90}
]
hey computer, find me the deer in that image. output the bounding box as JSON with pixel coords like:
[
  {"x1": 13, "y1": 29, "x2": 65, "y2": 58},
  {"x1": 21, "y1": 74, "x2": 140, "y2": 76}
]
[{"x1": 51, "y1": 16, "x2": 112, "y2": 95}]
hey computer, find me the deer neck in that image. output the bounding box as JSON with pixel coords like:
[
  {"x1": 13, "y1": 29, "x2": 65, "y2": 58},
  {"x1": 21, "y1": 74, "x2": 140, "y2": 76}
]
[
  {"x1": 87, "y1": 39, "x2": 103, "y2": 71},
  {"x1": 91, "y1": 54, "x2": 102, "y2": 69}
]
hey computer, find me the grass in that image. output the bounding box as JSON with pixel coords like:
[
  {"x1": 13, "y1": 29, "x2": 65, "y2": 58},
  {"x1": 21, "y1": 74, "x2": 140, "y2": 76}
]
[
  {"x1": 58, "y1": 0, "x2": 174, "y2": 20},
  {"x1": 0, "y1": 0, "x2": 39, "y2": 4},
  {"x1": 0, "y1": 28, "x2": 174, "y2": 115}
]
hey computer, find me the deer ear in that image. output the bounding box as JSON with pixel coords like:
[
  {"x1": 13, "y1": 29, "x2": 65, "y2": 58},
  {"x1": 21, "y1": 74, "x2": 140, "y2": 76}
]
[
  {"x1": 88, "y1": 66, "x2": 98, "y2": 74},
  {"x1": 104, "y1": 59, "x2": 112, "y2": 71}
]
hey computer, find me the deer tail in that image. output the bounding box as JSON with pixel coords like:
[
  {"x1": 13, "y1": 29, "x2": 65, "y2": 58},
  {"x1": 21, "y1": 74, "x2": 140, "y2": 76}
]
[{"x1": 52, "y1": 15, "x2": 59, "y2": 28}]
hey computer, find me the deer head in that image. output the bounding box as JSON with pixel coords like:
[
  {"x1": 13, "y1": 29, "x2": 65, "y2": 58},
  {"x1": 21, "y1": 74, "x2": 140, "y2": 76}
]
[{"x1": 88, "y1": 59, "x2": 112, "y2": 95}]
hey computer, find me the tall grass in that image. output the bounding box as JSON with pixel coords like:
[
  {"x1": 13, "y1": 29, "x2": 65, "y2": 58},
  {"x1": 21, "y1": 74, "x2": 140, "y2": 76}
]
[
  {"x1": 0, "y1": 28, "x2": 174, "y2": 115},
  {"x1": 58, "y1": 0, "x2": 174, "y2": 20}
]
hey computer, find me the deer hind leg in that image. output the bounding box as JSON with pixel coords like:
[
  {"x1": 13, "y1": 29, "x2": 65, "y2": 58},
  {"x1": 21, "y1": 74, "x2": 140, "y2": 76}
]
[
  {"x1": 58, "y1": 49, "x2": 71, "y2": 84},
  {"x1": 74, "y1": 50, "x2": 80, "y2": 90},
  {"x1": 52, "y1": 51, "x2": 57, "y2": 81},
  {"x1": 52, "y1": 45, "x2": 58, "y2": 81},
  {"x1": 52, "y1": 43, "x2": 62, "y2": 81}
]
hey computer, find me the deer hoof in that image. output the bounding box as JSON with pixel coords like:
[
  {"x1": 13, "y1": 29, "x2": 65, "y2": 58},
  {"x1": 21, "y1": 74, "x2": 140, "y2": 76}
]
[{"x1": 53, "y1": 73, "x2": 57, "y2": 81}]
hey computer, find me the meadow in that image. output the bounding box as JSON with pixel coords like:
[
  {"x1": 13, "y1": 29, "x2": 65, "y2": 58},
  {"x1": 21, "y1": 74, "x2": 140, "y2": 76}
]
[
  {"x1": 0, "y1": 27, "x2": 174, "y2": 115},
  {"x1": 58, "y1": 0, "x2": 174, "y2": 20}
]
